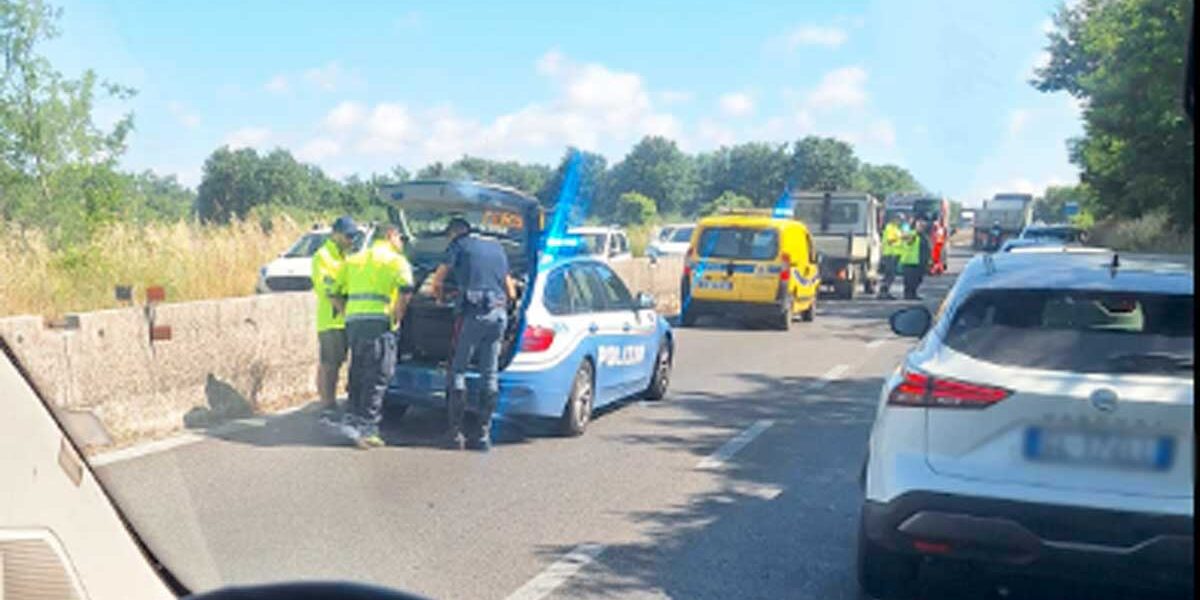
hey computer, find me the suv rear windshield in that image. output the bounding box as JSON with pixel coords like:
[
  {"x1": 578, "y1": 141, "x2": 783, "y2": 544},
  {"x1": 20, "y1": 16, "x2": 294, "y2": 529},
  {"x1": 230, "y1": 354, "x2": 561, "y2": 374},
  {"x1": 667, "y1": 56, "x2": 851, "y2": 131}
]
[
  {"x1": 945, "y1": 289, "x2": 1194, "y2": 376},
  {"x1": 696, "y1": 227, "x2": 779, "y2": 261}
]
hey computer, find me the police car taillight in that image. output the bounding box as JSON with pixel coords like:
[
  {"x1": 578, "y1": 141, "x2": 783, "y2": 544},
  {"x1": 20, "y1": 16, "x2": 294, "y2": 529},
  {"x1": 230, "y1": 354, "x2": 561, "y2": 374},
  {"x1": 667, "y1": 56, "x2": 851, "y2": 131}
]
[{"x1": 520, "y1": 325, "x2": 555, "y2": 352}]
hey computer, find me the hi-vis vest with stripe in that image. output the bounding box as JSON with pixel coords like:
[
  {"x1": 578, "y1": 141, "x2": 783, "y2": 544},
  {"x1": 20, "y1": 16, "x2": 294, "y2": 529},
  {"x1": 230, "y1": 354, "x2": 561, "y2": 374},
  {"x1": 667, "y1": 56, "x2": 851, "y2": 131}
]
[
  {"x1": 342, "y1": 240, "x2": 413, "y2": 325},
  {"x1": 312, "y1": 238, "x2": 347, "y2": 332}
]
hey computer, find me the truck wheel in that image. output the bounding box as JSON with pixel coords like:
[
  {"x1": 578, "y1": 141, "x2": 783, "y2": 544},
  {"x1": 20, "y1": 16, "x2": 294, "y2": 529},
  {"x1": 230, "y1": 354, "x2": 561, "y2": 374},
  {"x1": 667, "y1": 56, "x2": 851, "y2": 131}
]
[
  {"x1": 837, "y1": 278, "x2": 856, "y2": 300},
  {"x1": 862, "y1": 271, "x2": 877, "y2": 295}
]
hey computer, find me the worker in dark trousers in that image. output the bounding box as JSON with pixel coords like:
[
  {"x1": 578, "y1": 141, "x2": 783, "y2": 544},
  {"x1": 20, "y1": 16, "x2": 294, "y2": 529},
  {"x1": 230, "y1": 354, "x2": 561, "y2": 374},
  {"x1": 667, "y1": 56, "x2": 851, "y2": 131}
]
[
  {"x1": 914, "y1": 219, "x2": 932, "y2": 299},
  {"x1": 338, "y1": 224, "x2": 413, "y2": 449},
  {"x1": 428, "y1": 217, "x2": 517, "y2": 451},
  {"x1": 900, "y1": 220, "x2": 924, "y2": 300}
]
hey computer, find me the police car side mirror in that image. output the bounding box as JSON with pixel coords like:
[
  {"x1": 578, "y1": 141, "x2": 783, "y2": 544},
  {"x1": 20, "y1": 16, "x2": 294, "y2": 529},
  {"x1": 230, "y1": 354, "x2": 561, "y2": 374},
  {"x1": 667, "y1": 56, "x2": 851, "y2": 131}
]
[
  {"x1": 890, "y1": 306, "x2": 932, "y2": 338},
  {"x1": 635, "y1": 292, "x2": 656, "y2": 310}
]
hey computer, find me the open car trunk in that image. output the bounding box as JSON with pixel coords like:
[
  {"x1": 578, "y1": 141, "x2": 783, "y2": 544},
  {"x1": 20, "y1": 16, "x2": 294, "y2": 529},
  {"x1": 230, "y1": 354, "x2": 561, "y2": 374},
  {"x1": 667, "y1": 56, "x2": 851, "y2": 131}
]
[{"x1": 381, "y1": 181, "x2": 542, "y2": 406}]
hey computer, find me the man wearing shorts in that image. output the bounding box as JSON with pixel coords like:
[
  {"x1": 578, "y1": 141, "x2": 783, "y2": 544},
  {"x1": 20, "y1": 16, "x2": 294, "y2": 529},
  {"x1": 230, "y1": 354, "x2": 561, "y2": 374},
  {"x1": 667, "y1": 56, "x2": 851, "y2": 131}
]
[{"x1": 313, "y1": 216, "x2": 358, "y2": 419}]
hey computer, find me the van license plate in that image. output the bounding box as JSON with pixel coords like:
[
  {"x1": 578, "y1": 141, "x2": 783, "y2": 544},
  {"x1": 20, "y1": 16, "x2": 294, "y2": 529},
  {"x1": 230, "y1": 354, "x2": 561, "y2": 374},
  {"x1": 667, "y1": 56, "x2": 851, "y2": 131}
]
[
  {"x1": 1024, "y1": 427, "x2": 1174, "y2": 471},
  {"x1": 697, "y1": 279, "x2": 732, "y2": 290}
]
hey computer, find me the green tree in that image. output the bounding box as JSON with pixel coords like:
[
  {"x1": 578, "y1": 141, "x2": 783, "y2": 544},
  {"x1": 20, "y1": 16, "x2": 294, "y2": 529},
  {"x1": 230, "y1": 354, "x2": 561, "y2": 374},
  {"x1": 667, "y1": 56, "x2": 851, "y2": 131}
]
[
  {"x1": 615, "y1": 191, "x2": 657, "y2": 225},
  {"x1": 537, "y1": 148, "x2": 608, "y2": 229},
  {"x1": 855, "y1": 163, "x2": 923, "y2": 201},
  {"x1": 1033, "y1": 0, "x2": 1194, "y2": 224},
  {"x1": 0, "y1": 0, "x2": 136, "y2": 240},
  {"x1": 700, "y1": 191, "x2": 755, "y2": 216},
  {"x1": 605, "y1": 136, "x2": 697, "y2": 217},
  {"x1": 694, "y1": 142, "x2": 790, "y2": 212},
  {"x1": 789, "y1": 136, "x2": 860, "y2": 192}
]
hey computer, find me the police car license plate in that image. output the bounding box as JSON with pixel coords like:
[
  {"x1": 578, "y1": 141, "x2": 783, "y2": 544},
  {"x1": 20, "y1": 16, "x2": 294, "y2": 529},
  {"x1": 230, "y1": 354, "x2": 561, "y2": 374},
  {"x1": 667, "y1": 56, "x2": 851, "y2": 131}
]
[
  {"x1": 1024, "y1": 427, "x2": 1175, "y2": 471},
  {"x1": 697, "y1": 279, "x2": 732, "y2": 290}
]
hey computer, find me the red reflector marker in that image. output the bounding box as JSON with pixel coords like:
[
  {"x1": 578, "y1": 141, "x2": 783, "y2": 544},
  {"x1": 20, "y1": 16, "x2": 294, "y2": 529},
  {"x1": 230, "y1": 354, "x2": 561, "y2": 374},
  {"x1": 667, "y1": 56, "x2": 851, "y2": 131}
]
[
  {"x1": 913, "y1": 540, "x2": 952, "y2": 555},
  {"x1": 519, "y1": 325, "x2": 555, "y2": 352}
]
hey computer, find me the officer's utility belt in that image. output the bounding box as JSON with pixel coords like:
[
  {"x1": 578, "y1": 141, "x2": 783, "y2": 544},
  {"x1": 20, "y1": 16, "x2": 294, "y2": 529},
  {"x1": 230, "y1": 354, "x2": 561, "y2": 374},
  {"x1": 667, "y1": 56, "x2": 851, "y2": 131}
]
[{"x1": 461, "y1": 290, "x2": 506, "y2": 311}]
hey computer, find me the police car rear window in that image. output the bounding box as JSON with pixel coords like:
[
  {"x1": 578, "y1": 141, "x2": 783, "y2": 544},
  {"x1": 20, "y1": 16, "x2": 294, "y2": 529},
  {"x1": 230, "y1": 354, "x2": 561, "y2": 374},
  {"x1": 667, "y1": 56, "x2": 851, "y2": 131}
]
[
  {"x1": 696, "y1": 227, "x2": 778, "y2": 261},
  {"x1": 944, "y1": 289, "x2": 1194, "y2": 376}
]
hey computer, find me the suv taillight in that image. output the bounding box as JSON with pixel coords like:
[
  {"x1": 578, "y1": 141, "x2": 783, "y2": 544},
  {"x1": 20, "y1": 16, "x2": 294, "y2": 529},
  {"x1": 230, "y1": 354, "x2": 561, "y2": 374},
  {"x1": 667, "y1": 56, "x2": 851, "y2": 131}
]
[
  {"x1": 519, "y1": 325, "x2": 555, "y2": 352},
  {"x1": 887, "y1": 368, "x2": 1010, "y2": 409}
]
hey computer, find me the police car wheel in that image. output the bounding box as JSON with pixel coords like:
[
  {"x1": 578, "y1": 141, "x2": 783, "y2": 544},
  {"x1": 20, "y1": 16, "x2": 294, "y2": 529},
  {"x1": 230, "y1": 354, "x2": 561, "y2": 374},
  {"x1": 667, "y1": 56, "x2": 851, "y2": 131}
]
[
  {"x1": 642, "y1": 340, "x2": 671, "y2": 401},
  {"x1": 559, "y1": 361, "x2": 594, "y2": 437}
]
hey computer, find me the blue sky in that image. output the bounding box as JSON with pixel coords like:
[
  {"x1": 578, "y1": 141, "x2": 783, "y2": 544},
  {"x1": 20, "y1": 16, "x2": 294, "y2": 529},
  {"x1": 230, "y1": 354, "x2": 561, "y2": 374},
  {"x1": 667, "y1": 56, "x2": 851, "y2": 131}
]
[{"x1": 49, "y1": 0, "x2": 1081, "y2": 207}]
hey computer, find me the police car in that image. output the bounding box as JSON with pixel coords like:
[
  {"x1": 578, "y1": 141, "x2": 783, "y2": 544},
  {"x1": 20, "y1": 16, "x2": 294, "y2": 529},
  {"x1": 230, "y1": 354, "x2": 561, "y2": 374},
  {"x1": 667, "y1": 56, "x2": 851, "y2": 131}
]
[{"x1": 384, "y1": 181, "x2": 674, "y2": 436}]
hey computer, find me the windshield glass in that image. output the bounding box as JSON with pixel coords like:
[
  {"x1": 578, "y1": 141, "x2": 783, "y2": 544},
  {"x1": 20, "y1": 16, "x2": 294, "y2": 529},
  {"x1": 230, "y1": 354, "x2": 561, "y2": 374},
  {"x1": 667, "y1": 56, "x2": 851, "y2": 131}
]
[
  {"x1": 945, "y1": 290, "x2": 1194, "y2": 375},
  {"x1": 696, "y1": 227, "x2": 779, "y2": 260},
  {"x1": 794, "y1": 202, "x2": 861, "y2": 226},
  {"x1": 3, "y1": 1, "x2": 1192, "y2": 598}
]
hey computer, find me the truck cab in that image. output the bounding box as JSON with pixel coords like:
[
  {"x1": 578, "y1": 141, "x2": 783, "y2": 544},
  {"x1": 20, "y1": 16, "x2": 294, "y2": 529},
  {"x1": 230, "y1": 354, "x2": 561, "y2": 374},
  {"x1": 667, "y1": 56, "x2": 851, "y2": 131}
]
[{"x1": 792, "y1": 191, "x2": 882, "y2": 299}]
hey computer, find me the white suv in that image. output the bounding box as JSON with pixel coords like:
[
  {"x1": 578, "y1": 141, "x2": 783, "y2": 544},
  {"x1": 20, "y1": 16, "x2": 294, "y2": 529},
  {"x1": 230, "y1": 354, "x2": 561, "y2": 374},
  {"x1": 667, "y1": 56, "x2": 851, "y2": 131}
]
[
  {"x1": 566, "y1": 226, "x2": 632, "y2": 263},
  {"x1": 859, "y1": 251, "x2": 1194, "y2": 598}
]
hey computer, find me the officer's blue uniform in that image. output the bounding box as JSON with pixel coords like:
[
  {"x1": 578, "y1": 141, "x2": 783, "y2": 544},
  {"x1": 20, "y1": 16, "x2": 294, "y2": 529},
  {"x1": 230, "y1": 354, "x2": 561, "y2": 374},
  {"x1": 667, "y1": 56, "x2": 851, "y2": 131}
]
[{"x1": 444, "y1": 234, "x2": 510, "y2": 448}]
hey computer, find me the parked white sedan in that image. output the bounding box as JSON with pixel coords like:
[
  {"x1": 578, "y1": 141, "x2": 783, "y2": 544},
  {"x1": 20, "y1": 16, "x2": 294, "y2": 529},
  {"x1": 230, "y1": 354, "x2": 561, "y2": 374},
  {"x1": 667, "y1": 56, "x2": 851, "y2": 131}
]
[{"x1": 255, "y1": 225, "x2": 372, "y2": 293}]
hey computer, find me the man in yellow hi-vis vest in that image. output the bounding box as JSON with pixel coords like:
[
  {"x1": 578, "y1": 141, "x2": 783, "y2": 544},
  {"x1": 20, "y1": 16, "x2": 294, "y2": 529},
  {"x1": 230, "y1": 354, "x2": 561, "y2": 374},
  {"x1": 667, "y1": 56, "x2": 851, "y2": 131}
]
[
  {"x1": 312, "y1": 216, "x2": 357, "y2": 419},
  {"x1": 335, "y1": 224, "x2": 413, "y2": 449},
  {"x1": 899, "y1": 220, "x2": 924, "y2": 300},
  {"x1": 877, "y1": 213, "x2": 906, "y2": 300}
]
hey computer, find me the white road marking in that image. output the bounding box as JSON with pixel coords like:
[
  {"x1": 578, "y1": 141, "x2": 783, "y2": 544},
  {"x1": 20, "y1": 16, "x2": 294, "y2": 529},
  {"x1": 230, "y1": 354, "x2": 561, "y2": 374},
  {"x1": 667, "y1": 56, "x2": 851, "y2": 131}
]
[
  {"x1": 696, "y1": 419, "x2": 775, "y2": 470},
  {"x1": 90, "y1": 432, "x2": 205, "y2": 467},
  {"x1": 504, "y1": 543, "x2": 606, "y2": 600},
  {"x1": 807, "y1": 363, "x2": 851, "y2": 391},
  {"x1": 728, "y1": 481, "x2": 785, "y2": 500}
]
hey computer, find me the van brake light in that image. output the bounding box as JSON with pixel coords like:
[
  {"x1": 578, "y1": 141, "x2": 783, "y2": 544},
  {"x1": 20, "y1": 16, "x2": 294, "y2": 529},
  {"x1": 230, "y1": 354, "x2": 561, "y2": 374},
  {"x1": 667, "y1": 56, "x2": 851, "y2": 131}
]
[{"x1": 779, "y1": 253, "x2": 791, "y2": 281}]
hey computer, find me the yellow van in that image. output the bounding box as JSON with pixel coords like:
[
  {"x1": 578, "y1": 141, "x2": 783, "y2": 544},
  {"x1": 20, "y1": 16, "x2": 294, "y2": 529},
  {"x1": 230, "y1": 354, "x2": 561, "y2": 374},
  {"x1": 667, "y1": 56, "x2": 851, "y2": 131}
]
[{"x1": 679, "y1": 212, "x2": 820, "y2": 330}]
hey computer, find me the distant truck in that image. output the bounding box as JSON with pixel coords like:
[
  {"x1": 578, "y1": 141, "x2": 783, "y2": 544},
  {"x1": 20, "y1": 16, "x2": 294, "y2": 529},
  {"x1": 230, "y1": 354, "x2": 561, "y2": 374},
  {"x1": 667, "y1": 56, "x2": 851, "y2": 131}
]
[
  {"x1": 973, "y1": 192, "x2": 1035, "y2": 251},
  {"x1": 883, "y1": 193, "x2": 950, "y2": 275},
  {"x1": 792, "y1": 191, "x2": 881, "y2": 299}
]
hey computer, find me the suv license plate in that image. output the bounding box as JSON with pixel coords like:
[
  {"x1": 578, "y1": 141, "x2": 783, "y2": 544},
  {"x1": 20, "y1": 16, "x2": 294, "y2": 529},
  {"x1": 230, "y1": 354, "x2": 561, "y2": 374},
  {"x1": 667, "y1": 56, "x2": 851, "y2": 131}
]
[
  {"x1": 697, "y1": 279, "x2": 732, "y2": 290},
  {"x1": 1024, "y1": 427, "x2": 1175, "y2": 471}
]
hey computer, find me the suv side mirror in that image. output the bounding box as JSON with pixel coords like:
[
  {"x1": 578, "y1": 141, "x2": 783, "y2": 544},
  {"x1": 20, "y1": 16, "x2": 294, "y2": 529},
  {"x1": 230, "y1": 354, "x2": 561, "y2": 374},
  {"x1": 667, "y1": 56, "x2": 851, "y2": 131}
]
[
  {"x1": 635, "y1": 292, "x2": 656, "y2": 310},
  {"x1": 890, "y1": 306, "x2": 932, "y2": 337}
]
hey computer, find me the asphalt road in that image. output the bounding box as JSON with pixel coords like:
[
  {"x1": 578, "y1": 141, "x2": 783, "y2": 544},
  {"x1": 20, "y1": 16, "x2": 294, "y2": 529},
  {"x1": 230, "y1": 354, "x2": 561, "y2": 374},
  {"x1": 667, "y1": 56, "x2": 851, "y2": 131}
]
[{"x1": 95, "y1": 248, "x2": 1167, "y2": 600}]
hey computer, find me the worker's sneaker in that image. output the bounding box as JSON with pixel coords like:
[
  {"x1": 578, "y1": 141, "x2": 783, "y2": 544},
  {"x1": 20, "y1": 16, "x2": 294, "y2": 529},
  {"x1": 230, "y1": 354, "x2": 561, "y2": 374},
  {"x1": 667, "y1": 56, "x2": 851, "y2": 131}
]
[
  {"x1": 466, "y1": 437, "x2": 491, "y2": 452},
  {"x1": 355, "y1": 433, "x2": 385, "y2": 450},
  {"x1": 443, "y1": 431, "x2": 466, "y2": 451}
]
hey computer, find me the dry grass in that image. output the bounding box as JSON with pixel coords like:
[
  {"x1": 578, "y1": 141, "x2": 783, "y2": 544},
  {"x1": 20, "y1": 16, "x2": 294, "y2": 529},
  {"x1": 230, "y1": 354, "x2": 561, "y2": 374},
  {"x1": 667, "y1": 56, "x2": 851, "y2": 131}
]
[
  {"x1": 1089, "y1": 212, "x2": 1194, "y2": 255},
  {"x1": 1, "y1": 217, "x2": 306, "y2": 318}
]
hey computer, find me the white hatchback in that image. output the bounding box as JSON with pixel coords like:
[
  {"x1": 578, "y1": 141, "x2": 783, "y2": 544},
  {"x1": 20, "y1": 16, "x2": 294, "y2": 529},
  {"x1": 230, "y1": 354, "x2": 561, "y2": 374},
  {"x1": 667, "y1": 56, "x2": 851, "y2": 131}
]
[{"x1": 859, "y1": 251, "x2": 1194, "y2": 598}]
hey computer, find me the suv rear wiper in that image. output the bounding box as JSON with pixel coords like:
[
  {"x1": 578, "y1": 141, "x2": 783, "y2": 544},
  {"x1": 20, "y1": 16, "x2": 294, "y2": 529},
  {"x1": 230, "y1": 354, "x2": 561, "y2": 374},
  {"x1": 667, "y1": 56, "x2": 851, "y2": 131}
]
[{"x1": 1104, "y1": 352, "x2": 1194, "y2": 373}]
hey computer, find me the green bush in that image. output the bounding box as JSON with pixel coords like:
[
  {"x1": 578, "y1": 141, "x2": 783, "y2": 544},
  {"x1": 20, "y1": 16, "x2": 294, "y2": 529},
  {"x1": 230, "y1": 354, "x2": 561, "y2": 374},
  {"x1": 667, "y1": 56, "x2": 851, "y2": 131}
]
[{"x1": 616, "y1": 192, "x2": 658, "y2": 225}]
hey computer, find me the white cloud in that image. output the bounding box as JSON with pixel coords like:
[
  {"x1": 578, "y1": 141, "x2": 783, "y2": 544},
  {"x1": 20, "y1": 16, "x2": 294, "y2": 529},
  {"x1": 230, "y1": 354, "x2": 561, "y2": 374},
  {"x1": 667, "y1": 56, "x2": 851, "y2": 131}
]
[
  {"x1": 167, "y1": 101, "x2": 201, "y2": 129},
  {"x1": 657, "y1": 90, "x2": 694, "y2": 105},
  {"x1": 224, "y1": 127, "x2": 272, "y2": 150},
  {"x1": 536, "y1": 49, "x2": 566, "y2": 76},
  {"x1": 1007, "y1": 109, "x2": 1031, "y2": 137},
  {"x1": 303, "y1": 61, "x2": 361, "y2": 92},
  {"x1": 323, "y1": 100, "x2": 366, "y2": 132},
  {"x1": 719, "y1": 92, "x2": 755, "y2": 117},
  {"x1": 806, "y1": 66, "x2": 869, "y2": 110},
  {"x1": 296, "y1": 137, "x2": 342, "y2": 162},
  {"x1": 358, "y1": 103, "x2": 415, "y2": 152},
  {"x1": 774, "y1": 24, "x2": 848, "y2": 50},
  {"x1": 696, "y1": 119, "x2": 737, "y2": 147},
  {"x1": 264, "y1": 75, "x2": 289, "y2": 94}
]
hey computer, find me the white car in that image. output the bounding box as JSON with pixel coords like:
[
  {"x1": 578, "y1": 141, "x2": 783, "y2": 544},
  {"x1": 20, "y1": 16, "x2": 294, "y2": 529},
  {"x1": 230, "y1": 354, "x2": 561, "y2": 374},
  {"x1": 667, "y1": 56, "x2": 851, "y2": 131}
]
[
  {"x1": 859, "y1": 251, "x2": 1194, "y2": 598},
  {"x1": 255, "y1": 225, "x2": 372, "y2": 293},
  {"x1": 565, "y1": 226, "x2": 632, "y2": 263},
  {"x1": 647, "y1": 223, "x2": 695, "y2": 258}
]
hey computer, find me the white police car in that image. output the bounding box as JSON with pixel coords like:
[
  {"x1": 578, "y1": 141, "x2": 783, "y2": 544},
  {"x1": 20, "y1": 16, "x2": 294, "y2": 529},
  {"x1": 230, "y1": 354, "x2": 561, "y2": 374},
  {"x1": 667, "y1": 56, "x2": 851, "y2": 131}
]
[{"x1": 383, "y1": 180, "x2": 674, "y2": 436}]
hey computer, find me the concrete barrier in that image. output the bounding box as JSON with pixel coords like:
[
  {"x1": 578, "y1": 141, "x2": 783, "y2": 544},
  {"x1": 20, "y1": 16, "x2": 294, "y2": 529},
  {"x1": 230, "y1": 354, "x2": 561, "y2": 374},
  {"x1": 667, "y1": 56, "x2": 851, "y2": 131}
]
[{"x1": 0, "y1": 257, "x2": 683, "y2": 450}]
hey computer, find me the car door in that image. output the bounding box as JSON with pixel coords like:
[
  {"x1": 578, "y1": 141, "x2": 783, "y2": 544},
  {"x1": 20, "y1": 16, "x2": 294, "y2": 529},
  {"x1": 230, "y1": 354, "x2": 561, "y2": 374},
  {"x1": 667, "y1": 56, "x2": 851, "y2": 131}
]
[
  {"x1": 564, "y1": 264, "x2": 625, "y2": 404},
  {"x1": 592, "y1": 262, "x2": 655, "y2": 395}
]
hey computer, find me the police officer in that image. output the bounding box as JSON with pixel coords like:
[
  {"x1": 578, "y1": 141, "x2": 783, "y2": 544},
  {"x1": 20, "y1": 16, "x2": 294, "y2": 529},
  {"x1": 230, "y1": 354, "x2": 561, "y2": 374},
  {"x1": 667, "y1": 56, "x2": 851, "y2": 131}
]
[
  {"x1": 428, "y1": 217, "x2": 516, "y2": 451},
  {"x1": 338, "y1": 224, "x2": 413, "y2": 449},
  {"x1": 878, "y1": 213, "x2": 905, "y2": 300},
  {"x1": 313, "y1": 216, "x2": 356, "y2": 420}
]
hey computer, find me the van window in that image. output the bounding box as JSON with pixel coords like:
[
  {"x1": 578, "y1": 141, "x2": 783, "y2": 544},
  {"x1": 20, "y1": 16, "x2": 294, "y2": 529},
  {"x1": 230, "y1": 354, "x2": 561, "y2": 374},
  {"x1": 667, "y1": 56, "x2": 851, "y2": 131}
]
[{"x1": 696, "y1": 227, "x2": 779, "y2": 261}]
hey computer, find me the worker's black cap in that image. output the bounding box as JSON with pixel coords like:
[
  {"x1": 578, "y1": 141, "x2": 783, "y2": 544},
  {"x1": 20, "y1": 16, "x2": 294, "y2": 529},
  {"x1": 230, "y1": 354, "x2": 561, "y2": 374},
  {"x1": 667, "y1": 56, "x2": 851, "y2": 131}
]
[
  {"x1": 332, "y1": 216, "x2": 359, "y2": 236},
  {"x1": 447, "y1": 216, "x2": 471, "y2": 233}
]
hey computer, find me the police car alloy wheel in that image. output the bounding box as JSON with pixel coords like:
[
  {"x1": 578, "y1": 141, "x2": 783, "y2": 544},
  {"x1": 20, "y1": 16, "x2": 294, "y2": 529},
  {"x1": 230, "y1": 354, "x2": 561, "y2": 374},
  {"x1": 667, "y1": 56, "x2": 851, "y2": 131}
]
[
  {"x1": 642, "y1": 340, "x2": 671, "y2": 401},
  {"x1": 560, "y1": 361, "x2": 595, "y2": 437}
]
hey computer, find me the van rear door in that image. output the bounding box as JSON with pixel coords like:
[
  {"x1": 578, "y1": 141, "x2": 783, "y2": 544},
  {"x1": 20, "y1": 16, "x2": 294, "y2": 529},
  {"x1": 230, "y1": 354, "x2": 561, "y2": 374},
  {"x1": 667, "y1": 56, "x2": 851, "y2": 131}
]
[{"x1": 691, "y1": 226, "x2": 781, "y2": 303}]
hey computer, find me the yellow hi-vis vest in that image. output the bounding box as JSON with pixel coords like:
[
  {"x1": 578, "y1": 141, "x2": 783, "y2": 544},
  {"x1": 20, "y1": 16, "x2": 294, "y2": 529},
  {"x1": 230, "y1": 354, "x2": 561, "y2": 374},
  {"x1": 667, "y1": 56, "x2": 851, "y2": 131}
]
[
  {"x1": 899, "y1": 232, "x2": 921, "y2": 266},
  {"x1": 312, "y1": 238, "x2": 347, "y2": 332},
  {"x1": 882, "y1": 222, "x2": 904, "y2": 257},
  {"x1": 341, "y1": 240, "x2": 414, "y2": 327}
]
